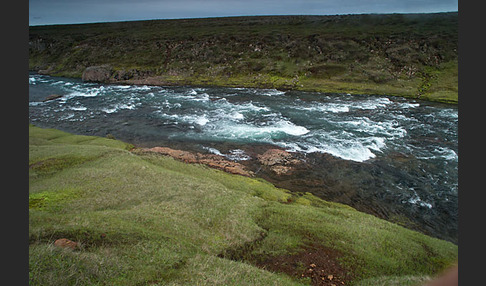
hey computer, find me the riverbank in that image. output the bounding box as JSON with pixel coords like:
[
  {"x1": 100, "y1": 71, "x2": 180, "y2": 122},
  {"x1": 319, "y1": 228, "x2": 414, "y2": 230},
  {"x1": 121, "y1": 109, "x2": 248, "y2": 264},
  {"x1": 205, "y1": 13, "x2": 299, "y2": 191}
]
[
  {"x1": 80, "y1": 64, "x2": 457, "y2": 104},
  {"x1": 29, "y1": 125, "x2": 457, "y2": 285},
  {"x1": 29, "y1": 73, "x2": 459, "y2": 243},
  {"x1": 29, "y1": 13, "x2": 458, "y2": 104}
]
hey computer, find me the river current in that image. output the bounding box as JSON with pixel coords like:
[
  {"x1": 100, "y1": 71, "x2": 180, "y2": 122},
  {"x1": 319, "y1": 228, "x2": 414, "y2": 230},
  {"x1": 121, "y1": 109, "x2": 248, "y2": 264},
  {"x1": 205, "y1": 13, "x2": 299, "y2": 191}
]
[{"x1": 29, "y1": 73, "x2": 458, "y2": 243}]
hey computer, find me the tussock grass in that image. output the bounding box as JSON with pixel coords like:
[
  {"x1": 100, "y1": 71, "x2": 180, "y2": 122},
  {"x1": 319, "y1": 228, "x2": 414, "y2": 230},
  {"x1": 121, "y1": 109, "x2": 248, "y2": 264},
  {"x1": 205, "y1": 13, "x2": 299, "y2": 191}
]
[
  {"x1": 29, "y1": 125, "x2": 457, "y2": 285},
  {"x1": 30, "y1": 13, "x2": 458, "y2": 103}
]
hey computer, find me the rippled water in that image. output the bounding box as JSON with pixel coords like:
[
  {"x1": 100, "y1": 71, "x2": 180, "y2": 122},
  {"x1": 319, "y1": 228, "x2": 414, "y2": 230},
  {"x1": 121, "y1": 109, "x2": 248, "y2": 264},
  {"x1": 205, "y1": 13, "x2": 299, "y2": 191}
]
[{"x1": 29, "y1": 73, "x2": 458, "y2": 243}]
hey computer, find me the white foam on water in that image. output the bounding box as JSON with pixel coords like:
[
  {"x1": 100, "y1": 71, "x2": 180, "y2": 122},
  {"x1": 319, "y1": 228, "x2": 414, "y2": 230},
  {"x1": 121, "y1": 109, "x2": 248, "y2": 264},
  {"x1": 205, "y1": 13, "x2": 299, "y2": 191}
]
[
  {"x1": 113, "y1": 85, "x2": 132, "y2": 89},
  {"x1": 70, "y1": 106, "x2": 87, "y2": 111},
  {"x1": 29, "y1": 74, "x2": 51, "y2": 85},
  {"x1": 399, "y1": 102, "x2": 420, "y2": 109},
  {"x1": 238, "y1": 102, "x2": 270, "y2": 112},
  {"x1": 177, "y1": 114, "x2": 210, "y2": 126},
  {"x1": 340, "y1": 117, "x2": 406, "y2": 138},
  {"x1": 353, "y1": 97, "x2": 392, "y2": 110},
  {"x1": 274, "y1": 120, "x2": 310, "y2": 136},
  {"x1": 324, "y1": 143, "x2": 376, "y2": 162},
  {"x1": 202, "y1": 147, "x2": 251, "y2": 161},
  {"x1": 102, "y1": 107, "x2": 117, "y2": 114},
  {"x1": 228, "y1": 111, "x2": 244, "y2": 121},
  {"x1": 129, "y1": 85, "x2": 151, "y2": 91},
  {"x1": 101, "y1": 103, "x2": 137, "y2": 114},
  {"x1": 203, "y1": 146, "x2": 224, "y2": 156},
  {"x1": 209, "y1": 118, "x2": 309, "y2": 142},
  {"x1": 195, "y1": 116, "x2": 209, "y2": 126},
  {"x1": 325, "y1": 104, "x2": 350, "y2": 113},
  {"x1": 181, "y1": 92, "x2": 210, "y2": 102},
  {"x1": 64, "y1": 89, "x2": 101, "y2": 101},
  {"x1": 362, "y1": 137, "x2": 386, "y2": 152},
  {"x1": 227, "y1": 149, "x2": 251, "y2": 161},
  {"x1": 215, "y1": 98, "x2": 270, "y2": 115},
  {"x1": 262, "y1": 89, "x2": 286, "y2": 96},
  {"x1": 282, "y1": 139, "x2": 377, "y2": 162},
  {"x1": 438, "y1": 108, "x2": 458, "y2": 119},
  {"x1": 154, "y1": 111, "x2": 180, "y2": 121},
  {"x1": 418, "y1": 147, "x2": 458, "y2": 161},
  {"x1": 405, "y1": 190, "x2": 433, "y2": 209},
  {"x1": 29, "y1": 101, "x2": 45, "y2": 106},
  {"x1": 58, "y1": 113, "x2": 75, "y2": 121},
  {"x1": 211, "y1": 99, "x2": 270, "y2": 123},
  {"x1": 437, "y1": 147, "x2": 458, "y2": 161},
  {"x1": 302, "y1": 102, "x2": 350, "y2": 113}
]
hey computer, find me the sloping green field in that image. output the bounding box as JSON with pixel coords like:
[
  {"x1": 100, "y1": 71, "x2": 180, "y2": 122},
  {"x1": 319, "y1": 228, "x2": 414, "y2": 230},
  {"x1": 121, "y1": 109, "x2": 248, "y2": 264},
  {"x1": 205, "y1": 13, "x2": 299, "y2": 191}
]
[{"x1": 29, "y1": 125, "x2": 457, "y2": 285}]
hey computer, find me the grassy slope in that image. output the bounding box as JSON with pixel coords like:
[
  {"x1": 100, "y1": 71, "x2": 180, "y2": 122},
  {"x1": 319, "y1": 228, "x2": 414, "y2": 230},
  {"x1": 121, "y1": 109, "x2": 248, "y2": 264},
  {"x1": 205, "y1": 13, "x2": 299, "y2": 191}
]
[
  {"x1": 29, "y1": 125, "x2": 457, "y2": 285},
  {"x1": 29, "y1": 13, "x2": 458, "y2": 104}
]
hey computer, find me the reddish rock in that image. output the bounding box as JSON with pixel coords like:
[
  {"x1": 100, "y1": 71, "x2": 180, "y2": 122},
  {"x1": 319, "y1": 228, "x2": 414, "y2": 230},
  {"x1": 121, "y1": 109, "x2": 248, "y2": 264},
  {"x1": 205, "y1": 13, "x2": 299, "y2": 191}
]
[
  {"x1": 270, "y1": 165, "x2": 293, "y2": 176},
  {"x1": 257, "y1": 149, "x2": 293, "y2": 166},
  {"x1": 54, "y1": 238, "x2": 78, "y2": 250},
  {"x1": 140, "y1": 147, "x2": 253, "y2": 177},
  {"x1": 257, "y1": 149, "x2": 301, "y2": 175}
]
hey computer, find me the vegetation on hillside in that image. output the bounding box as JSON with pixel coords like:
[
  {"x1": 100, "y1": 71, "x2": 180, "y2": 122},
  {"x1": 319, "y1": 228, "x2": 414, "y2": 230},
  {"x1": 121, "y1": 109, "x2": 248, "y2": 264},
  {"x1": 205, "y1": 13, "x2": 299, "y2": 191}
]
[
  {"x1": 29, "y1": 13, "x2": 458, "y2": 103},
  {"x1": 29, "y1": 125, "x2": 457, "y2": 285}
]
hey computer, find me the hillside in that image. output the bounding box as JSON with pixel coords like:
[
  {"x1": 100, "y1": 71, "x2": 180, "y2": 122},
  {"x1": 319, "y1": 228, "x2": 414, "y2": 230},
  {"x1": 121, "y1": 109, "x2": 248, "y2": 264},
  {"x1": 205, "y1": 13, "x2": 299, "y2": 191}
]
[
  {"x1": 29, "y1": 13, "x2": 458, "y2": 103},
  {"x1": 29, "y1": 125, "x2": 457, "y2": 285}
]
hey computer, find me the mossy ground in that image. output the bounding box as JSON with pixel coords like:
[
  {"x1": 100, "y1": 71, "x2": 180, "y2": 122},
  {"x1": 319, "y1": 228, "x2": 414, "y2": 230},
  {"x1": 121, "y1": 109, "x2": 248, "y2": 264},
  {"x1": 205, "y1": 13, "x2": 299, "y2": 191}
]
[
  {"x1": 30, "y1": 13, "x2": 458, "y2": 104},
  {"x1": 29, "y1": 125, "x2": 457, "y2": 285}
]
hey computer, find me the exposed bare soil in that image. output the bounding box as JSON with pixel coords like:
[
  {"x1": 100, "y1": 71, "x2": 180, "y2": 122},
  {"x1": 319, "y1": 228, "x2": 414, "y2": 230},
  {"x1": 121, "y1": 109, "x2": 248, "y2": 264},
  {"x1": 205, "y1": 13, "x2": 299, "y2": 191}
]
[{"x1": 255, "y1": 243, "x2": 354, "y2": 286}]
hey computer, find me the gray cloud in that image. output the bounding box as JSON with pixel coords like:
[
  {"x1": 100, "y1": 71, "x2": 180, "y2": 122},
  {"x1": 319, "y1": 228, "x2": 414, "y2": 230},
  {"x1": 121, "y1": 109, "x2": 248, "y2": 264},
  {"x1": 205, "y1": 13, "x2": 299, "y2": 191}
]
[{"x1": 29, "y1": 0, "x2": 458, "y2": 25}]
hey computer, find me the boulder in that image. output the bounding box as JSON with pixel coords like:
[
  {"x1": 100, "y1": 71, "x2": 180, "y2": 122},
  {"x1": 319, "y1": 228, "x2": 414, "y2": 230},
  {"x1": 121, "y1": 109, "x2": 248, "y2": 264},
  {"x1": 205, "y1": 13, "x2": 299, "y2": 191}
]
[
  {"x1": 140, "y1": 147, "x2": 253, "y2": 177},
  {"x1": 270, "y1": 165, "x2": 293, "y2": 176},
  {"x1": 257, "y1": 149, "x2": 301, "y2": 175},
  {"x1": 257, "y1": 149, "x2": 293, "y2": 166},
  {"x1": 82, "y1": 65, "x2": 113, "y2": 82},
  {"x1": 38, "y1": 68, "x2": 53, "y2": 75},
  {"x1": 54, "y1": 238, "x2": 78, "y2": 250},
  {"x1": 42, "y1": 94, "x2": 63, "y2": 102}
]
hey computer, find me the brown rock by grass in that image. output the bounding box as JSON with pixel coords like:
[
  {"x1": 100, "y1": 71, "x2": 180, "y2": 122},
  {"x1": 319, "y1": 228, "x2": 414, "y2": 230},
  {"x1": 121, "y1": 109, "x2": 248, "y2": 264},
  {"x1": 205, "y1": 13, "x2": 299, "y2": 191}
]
[
  {"x1": 257, "y1": 148, "x2": 301, "y2": 175},
  {"x1": 54, "y1": 238, "x2": 78, "y2": 250},
  {"x1": 139, "y1": 147, "x2": 254, "y2": 177}
]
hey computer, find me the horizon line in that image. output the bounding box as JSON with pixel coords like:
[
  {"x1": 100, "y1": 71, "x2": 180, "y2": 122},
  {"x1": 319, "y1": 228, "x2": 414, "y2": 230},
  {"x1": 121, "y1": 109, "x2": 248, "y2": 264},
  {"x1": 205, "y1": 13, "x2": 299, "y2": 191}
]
[{"x1": 29, "y1": 10, "x2": 458, "y2": 27}]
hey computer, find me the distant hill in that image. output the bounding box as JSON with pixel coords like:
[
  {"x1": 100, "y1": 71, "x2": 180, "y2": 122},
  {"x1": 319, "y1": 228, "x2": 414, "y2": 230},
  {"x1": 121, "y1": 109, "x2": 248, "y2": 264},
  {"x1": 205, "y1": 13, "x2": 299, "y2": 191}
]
[{"x1": 29, "y1": 13, "x2": 458, "y2": 103}]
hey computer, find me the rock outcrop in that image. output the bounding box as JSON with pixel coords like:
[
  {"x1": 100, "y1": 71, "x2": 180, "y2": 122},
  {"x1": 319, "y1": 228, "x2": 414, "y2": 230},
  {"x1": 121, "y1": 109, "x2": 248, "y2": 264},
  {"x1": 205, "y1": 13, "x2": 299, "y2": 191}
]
[
  {"x1": 42, "y1": 94, "x2": 63, "y2": 102},
  {"x1": 257, "y1": 148, "x2": 301, "y2": 175},
  {"x1": 54, "y1": 238, "x2": 79, "y2": 250},
  {"x1": 82, "y1": 65, "x2": 113, "y2": 82},
  {"x1": 139, "y1": 147, "x2": 254, "y2": 177}
]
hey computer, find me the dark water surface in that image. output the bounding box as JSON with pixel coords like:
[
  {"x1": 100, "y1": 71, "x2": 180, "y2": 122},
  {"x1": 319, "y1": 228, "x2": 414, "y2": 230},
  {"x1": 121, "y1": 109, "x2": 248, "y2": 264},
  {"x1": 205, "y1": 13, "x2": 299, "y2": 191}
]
[{"x1": 29, "y1": 73, "x2": 458, "y2": 243}]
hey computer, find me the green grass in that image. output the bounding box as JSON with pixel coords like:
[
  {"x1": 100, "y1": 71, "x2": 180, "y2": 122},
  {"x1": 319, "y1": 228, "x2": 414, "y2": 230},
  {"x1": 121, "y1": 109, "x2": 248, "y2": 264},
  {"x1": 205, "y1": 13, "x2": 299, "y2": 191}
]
[
  {"x1": 30, "y1": 13, "x2": 458, "y2": 104},
  {"x1": 29, "y1": 125, "x2": 457, "y2": 285}
]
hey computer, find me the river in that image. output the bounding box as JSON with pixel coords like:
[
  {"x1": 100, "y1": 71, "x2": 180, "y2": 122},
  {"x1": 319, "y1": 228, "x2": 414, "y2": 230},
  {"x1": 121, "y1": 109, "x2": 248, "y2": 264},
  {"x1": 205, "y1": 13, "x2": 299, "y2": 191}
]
[{"x1": 29, "y1": 73, "x2": 458, "y2": 243}]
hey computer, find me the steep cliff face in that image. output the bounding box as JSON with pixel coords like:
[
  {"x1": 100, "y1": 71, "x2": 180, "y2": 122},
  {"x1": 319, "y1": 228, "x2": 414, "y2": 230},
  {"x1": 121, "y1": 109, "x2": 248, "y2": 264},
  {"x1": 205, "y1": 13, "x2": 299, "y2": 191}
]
[{"x1": 29, "y1": 13, "x2": 458, "y2": 103}]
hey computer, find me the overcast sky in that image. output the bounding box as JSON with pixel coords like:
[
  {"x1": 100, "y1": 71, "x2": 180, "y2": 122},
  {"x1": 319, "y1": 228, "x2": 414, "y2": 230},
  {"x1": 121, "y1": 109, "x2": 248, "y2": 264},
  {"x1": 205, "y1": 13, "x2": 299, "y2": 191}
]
[{"x1": 29, "y1": 0, "x2": 458, "y2": 26}]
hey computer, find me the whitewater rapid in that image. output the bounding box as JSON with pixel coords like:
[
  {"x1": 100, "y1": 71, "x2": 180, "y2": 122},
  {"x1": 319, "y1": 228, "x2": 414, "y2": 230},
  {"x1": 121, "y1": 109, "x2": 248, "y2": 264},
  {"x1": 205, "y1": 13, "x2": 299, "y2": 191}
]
[
  {"x1": 29, "y1": 73, "x2": 458, "y2": 243},
  {"x1": 29, "y1": 73, "x2": 456, "y2": 164}
]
